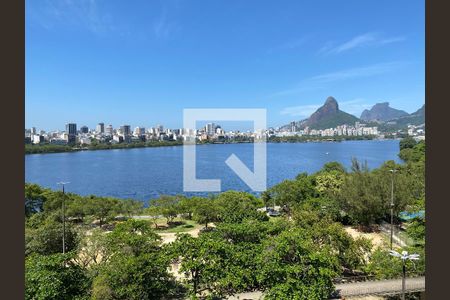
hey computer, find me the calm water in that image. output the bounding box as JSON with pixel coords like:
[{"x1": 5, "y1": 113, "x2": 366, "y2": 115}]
[{"x1": 25, "y1": 140, "x2": 401, "y2": 203}]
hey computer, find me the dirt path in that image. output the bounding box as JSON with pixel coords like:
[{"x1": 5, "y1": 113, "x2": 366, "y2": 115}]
[{"x1": 158, "y1": 228, "x2": 199, "y2": 244}]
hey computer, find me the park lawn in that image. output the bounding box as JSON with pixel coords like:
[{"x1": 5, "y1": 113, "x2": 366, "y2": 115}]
[{"x1": 152, "y1": 217, "x2": 202, "y2": 233}]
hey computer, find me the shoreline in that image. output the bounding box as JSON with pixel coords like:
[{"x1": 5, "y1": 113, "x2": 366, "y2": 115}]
[{"x1": 25, "y1": 136, "x2": 399, "y2": 156}]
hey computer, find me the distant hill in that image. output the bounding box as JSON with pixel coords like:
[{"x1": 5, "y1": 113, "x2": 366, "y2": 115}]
[
  {"x1": 299, "y1": 96, "x2": 360, "y2": 130},
  {"x1": 360, "y1": 102, "x2": 409, "y2": 122},
  {"x1": 411, "y1": 104, "x2": 425, "y2": 118},
  {"x1": 389, "y1": 104, "x2": 425, "y2": 125},
  {"x1": 378, "y1": 104, "x2": 425, "y2": 131}
]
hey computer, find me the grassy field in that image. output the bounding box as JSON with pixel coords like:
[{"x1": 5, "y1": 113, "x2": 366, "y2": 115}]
[{"x1": 151, "y1": 217, "x2": 203, "y2": 233}]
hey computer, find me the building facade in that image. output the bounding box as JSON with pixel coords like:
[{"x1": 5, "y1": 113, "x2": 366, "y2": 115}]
[
  {"x1": 96, "y1": 123, "x2": 105, "y2": 134},
  {"x1": 65, "y1": 123, "x2": 77, "y2": 144}
]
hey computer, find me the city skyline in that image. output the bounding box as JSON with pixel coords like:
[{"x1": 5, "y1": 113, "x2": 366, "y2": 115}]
[
  {"x1": 25, "y1": 97, "x2": 425, "y2": 133},
  {"x1": 26, "y1": 0, "x2": 424, "y2": 130}
]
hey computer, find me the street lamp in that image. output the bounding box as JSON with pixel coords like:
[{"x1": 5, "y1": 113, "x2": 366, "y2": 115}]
[
  {"x1": 389, "y1": 169, "x2": 397, "y2": 249},
  {"x1": 389, "y1": 250, "x2": 420, "y2": 300},
  {"x1": 57, "y1": 182, "x2": 70, "y2": 254}
]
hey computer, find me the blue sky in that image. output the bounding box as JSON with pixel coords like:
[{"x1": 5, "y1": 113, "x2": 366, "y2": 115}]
[{"x1": 26, "y1": 0, "x2": 424, "y2": 131}]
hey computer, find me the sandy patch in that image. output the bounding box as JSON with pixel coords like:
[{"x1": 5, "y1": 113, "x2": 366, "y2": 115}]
[{"x1": 344, "y1": 226, "x2": 385, "y2": 249}]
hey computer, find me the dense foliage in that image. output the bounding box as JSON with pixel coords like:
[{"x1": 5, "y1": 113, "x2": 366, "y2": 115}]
[
  {"x1": 25, "y1": 140, "x2": 183, "y2": 154},
  {"x1": 25, "y1": 137, "x2": 425, "y2": 299},
  {"x1": 26, "y1": 253, "x2": 91, "y2": 300}
]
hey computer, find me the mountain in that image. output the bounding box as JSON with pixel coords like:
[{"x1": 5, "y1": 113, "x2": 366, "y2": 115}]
[
  {"x1": 280, "y1": 97, "x2": 424, "y2": 132},
  {"x1": 360, "y1": 102, "x2": 409, "y2": 122},
  {"x1": 377, "y1": 104, "x2": 425, "y2": 131},
  {"x1": 300, "y1": 96, "x2": 360, "y2": 130},
  {"x1": 410, "y1": 104, "x2": 425, "y2": 118},
  {"x1": 388, "y1": 104, "x2": 425, "y2": 126}
]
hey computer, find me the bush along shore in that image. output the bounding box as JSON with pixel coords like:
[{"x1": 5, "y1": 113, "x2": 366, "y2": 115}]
[{"x1": 24, "y1": 134, "x2": 384, "y2": 155}]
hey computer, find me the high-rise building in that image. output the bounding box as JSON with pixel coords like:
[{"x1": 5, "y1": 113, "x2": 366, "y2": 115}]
[
  {"x1": 119, "y1": 125, "x2": 131, "y2": 143},
  {"x1": 96, "y1": 123, "x2": 105, "y2": 133},
  {"x1": 80, "y1": 126, "x2": 89, "y2": 134},
  {"x1": 105, "y1": 124, "x2": 113, "y2": 136},
  {"x1": 31, "y1": 127, "x2": 37, "y2": 135},
  {"x1": 216, "y1": 127, "x2": 224, "y2": 135},
  {"x1": 120, "y1": 125, "x2": 131, "y2": 136},
  {"x1": 66, "y1": 123, "x2": 77, "y2": 135},
  {"x1": 65, "y1": 123, "x2": 77, "y2": 144},
  {"x1": 32, "y1": 135, "x2": 44, "y2": 144},
  {"x1": 290, "y1": 121, "x2": 297, "y2": 132},
  {"x1": 154, "y1": 125, "x2": 163, "y2": 135},
  {"x1": 206, "y1": 123, "x2": 216, "y2": 136},
  {"x1": 134, "y1": 127, "x2": 146, "y2": 136}
]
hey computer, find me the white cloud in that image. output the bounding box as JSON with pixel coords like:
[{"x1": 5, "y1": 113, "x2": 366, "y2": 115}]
[
  {"x1": 280, "y1": 104, "x2": 321, "y2": 118},
  {"x1": 270, "y1": 61, "x2": 407, "y2": 97},
  {"x1": 27, "y1": 0, "x2": 115, "y2": 34},
  {"x1": 28, "y1": 0, "x2": 181, "y2": 39},
  {"x1": 320, "y1": 32, "x2": 406, "y2": 55},
  {"x1": 153, "y1": 5, "x2": 179, "y2": 39},
  {"x1": 310, "y1": 62, "x2": 404, "y2": 83}
]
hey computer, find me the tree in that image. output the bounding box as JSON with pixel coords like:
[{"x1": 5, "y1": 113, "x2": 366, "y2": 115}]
[
  {"x1": 215, "y1": 191, "x2": 267, "y2": 223},
  {"x1": 399, "y1": 136, "x2": 417, "y2": 151},
  {"x1": 92, "y1": 253, "x2": 176, "y2": 300},
  {"x1": 151, "y1": 195, "x2": 181, "y2": 224},
  {"x1": 193, "y1": 198, "x2": 220, "y2": 228},
  {"x1": 169, "y1": 219, "x2": 294, "y2": 297},
  {"x1": 261, "y1": 191, "x2": 273, "y2": 208},
  {"x1": 74, "y1": 227, "x2": 110, "y2": 268},
  {"x1": 296, "y1": 197, "x2": 342, "y2": 223},
  {"x1": 320, "y1": 161, "x2": 346, "y2": 174},
  {"x1": 364, "y1": 247, "x2": 425, "y2": 279},
  {"x1": 117, "y1": 199, "x2": 143, "y2": 218},
  {"x1": 178, "y1": 196, "x2": 202, "y2": 219},
  {"x1": 66, "y1": 195, "x2": 88, "y2": 223},
  {"x1": 85, "y1": 196, "x2": 119, "y2": 228},
  {"x1": 215, "y1": 218, "x2": 286, "y2": 244},
  {"x1": 25, "y1": 183, "x2": 48, "y2": 217},
  {"x1": 42, "y1": 190, "x2": 76, "y2": 215},
  {"x1": 399, "y1": 140, "x2": 425, "y2": 163},
  {"x1": 337, "y1": 170, "x2": 386, "y2": 227},
  {"x1": 265, "y1": 281, "x2": 332, "y2": 300},
  {"x1": 144, "y1": 205, "x2": 162, "y2": 229},
  {"x1": 291, "y1": 206, "x2": 371, "y2": 271},
  {"x1": 104, "y1": 219, "x2": 161, "y2": 257},
  {"x1": 26, "y1": 253, "x2": 90, "y2": 300},
  {"x1": 375, "y1": 161, "x2": 420, "y2": 218},
  {"x1": 90, "y1": 219, "x2": 177, "y2": 299},
  {"x1": 170, "y1": 233, "x2": 233, "y2": 297},
  {"x1": 266, "y1": 174, "x2": 316, "y2": 216},
  {"x1": 26, "y1": 213, "x2": 79, "y2": 256},
  {"x1": 350, "y1": 157, "x2": 369, "y2": 173},
  {"x1": 256, "y1": 228, "x2": 339, "y2": 300},
  {"x1": 406, "y1": 217, "x2": 425, "y2": 247},
  {"x1": 314, "y1": 172, "x2": 344, "y2": 197}
]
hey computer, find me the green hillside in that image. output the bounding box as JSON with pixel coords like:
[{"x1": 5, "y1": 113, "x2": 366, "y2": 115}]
[{"x1": 308, "y1": 111, "x2": 359, "y2": 130}]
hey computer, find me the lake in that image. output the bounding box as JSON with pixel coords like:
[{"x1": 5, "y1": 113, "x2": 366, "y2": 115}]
[{"x1": 25, "y1": 140, "x2": 401, "y2": 203}]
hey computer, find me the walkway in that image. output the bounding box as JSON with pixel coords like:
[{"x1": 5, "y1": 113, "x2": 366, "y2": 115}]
[
  {"x1": 227, "y1": 277, "x2": 425, "y2": 299},
  {"x1": 333, "y1": 276, "x2": 425, "y2": 298}
]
